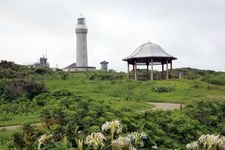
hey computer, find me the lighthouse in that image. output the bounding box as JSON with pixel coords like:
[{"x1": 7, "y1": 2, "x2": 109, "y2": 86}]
[
  {"x1": 76, "y1": 17, "x2": 88, "y2": 67},
  {"x1": 63, "y1": 17, "x2": 95, "y2": 72}
]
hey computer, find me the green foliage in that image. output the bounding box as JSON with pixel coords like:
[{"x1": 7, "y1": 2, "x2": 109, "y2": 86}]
[
  {"x1": 0, "y1": 78, "x2": 47, "y2": 102},
  {"x1": 26, "y1": 91, "x2": 225, "y2": 149},
  {"x1": 46, "y1": 76, "x2": 225, "y2": 104},
  {"x1": 0, "y1": 60, "x2": 31, "y2": 79},
  {"x1": 12, "y1": 132, "x2": 26, "y2": 149},
  {"x1": 87, "y1": 70, "x2": 125, "y2": 80},
  {"x1": 60, "y1": 72, "x2": 70, "y2": 80},
  {"x1": 34, "y1": 68, "x2": 53, "y2": 75},
  {"x1": 184, "y1": 101, "x2": 224, "y2": 132},
  {"x1": 174, "y1": 67, "x2": 225, "y2": 86},
  {"x1": 0, "y1": 128, "x2": 24, "y2": 150},
  {"x1": 51, "y1": 90, "x2": 73, "y2": 99},
  {"x1": 202, "y1": 74, "x2": 225, "y2": 86},
  {"x1": 4, "y1": 91, "x2": 225, "y2": 149},
  {"x1": 0, "y1": 63, "x2": 225, "y2": 149},
  {"x1": 0, "y1": 60, "x2": 15, "y2": 69},
  {"x1": 9, "y1": 123, "x2": 43, "y2": 149},
  {"x1": 0, "y1": 68, "x2": 23, "y2": 79}
]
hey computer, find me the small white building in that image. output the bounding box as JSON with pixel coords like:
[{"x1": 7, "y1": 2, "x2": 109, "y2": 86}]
[
  {"x1": 28, "y1": 56, "x2": 49, "y2": 68},
  {"x1": 100, "y1": 61, "x2": 109, "y2": 71}
]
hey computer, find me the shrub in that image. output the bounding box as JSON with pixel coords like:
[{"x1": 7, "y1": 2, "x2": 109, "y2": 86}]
[
  {"x1": 87, "y1": 71, "x2": 125, "y2": 80},
  {"x1": 0, "y1": 79, "x2": 48, "y2": 102},
  {"x1": 34, "y1": 68, "x2": 52, "y2": 75}
]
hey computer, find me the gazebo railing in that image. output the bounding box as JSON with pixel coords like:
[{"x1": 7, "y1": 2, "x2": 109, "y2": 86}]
[{"x1": 128, "y1": 69, "x2": 173, "y2": 80}]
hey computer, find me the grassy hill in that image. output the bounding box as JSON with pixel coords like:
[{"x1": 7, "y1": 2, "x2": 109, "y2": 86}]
[
  {"x1": 46, "y1": 73, "x2": 225, "y2": 104},
  {"x1": 0, "y1": 60, "x2": 225, "y2": 149},
  {"x1": 0, "y1": 61, "x2": 224, "y2": 126}
]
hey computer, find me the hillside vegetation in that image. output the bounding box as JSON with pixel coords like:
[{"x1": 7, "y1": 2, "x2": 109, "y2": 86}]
[
  {"x1": 174, "y1": 67, "x2": 225, "y2": 86},
  {"x1": 0, "y1": 60, "x2": 225, "y2": 149}
]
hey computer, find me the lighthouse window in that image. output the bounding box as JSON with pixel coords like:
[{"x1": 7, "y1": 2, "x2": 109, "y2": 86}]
[
  {"x1": 83, "y1": 38, "x2": 85, "y2": 41},
  {"x1": 83, "y1": 55, "x2": 85, "y2": 58},
  {"x1": 83, "y1": 46, "x2": 85, "y2": 49}
]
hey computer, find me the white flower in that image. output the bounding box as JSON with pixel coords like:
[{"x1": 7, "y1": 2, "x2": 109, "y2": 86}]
[
  {"x1": 112, "y1": 136, "x2": 131, "y2": 148},
  {"x1": 198, "y1": 134, "x2": 220, "y2": 148},
  {"x1": 38, "y1": 134, "x2": 53, "y2": 145},
  {"x1": 127, "y1": 131, "x2": 147, "y2": 142},
  {"x1": 217, "y1": 136, "x2": 225, "y2": 149},
  {"x1": 102, "y1": 120, "x2": 122, "y2": 134},
  {"x1": 140, "y1": 132, "x2": 147, "y2": 139},
  {"x1": 126, "y1": 131, "x2": 147, "y2": 148},
  {"x1": 186, "y1": 141, "x2": 199, "y2": 150},
  {"x1": 188, "y1": 134, "x2": 225, "y2": 150},
  {"x1": 37, "y1": 134, "x2": 53, "y2": 150},
  {"x1": 152, "y1": 144, "x2": 158, "y2": 149},
  {"x1": 85, "y1": 132, "x2": 106, "y2": 149}
]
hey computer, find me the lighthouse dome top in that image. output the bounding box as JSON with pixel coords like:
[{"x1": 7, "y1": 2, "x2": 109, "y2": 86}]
[
  {"x1": 76, "y1": 17, "x2": 87, "y2": 31},
  {"x1": 123, "y1": 41, "x2": 177, "y2": 61},
  {"x1": 77, "y1": 18, "x2": 86, "y2": 25}
]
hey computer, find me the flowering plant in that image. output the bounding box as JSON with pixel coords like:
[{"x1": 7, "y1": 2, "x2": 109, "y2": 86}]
[
  {"x1": 186, "y1": 134, "x2": 225, "y2": 150},
  {"x1": 112, "y1": 136, "x2": 132, "y2": 149},
  {"x1": 85, "y1": 132, "x2": 106, "y2": 150},
  {"x1": 127, "y1": 131, "x2": 147, "y2": 147},
  {"x1": 102, "y1": 119, "x2": 122, "y2": 141},
  {"x1": 37, "y1": 134, "x2": 53, "y2": 150}
]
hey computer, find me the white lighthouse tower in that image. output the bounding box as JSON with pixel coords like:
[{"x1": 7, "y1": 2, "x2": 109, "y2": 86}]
[
  {"x1": 76, "y1": 17, "x2": 88, "y2": 67},
  {"x1": 63, "y1": 17, "x2": 95, "y2": 72}
]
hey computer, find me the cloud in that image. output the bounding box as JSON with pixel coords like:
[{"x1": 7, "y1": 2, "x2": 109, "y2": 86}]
[{"x1": 0, "y1": 0, "x2": 225, "y2": 71}]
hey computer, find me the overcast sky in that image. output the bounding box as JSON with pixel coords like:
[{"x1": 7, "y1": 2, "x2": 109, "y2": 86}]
[{"x1": 0, "y1": 0, "x2": 225, "y2": 71}]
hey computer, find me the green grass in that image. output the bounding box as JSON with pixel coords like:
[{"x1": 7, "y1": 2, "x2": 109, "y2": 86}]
[
  {"x1": 46, "y1": 75, "x2": 225, "y2": 105},
  {"x1": 0, "y1": 113, "x2": 39, "y2": 127},
  {"x1": 0, "y1": 128, "x2": 22, "y2": 149}
]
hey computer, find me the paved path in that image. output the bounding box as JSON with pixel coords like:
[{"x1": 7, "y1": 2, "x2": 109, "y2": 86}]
[{"x1": 148, "y1": 102, "x2": 183, "y2": 110}]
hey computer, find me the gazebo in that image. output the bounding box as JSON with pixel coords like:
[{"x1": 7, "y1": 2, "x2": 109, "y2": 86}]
[{"x1": 122, "y1": 42, "x2": 177, "y2": 80}]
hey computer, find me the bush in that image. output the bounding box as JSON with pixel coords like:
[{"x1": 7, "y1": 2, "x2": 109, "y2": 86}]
[
  {"x1": 0, "y1": 79, "x2": 48, "y2": 102},
  {"x1": 202, "y1": 74, "x2": 225, "y2": 86},
  {"x1": 0, "y1": 68, "x2": 22, "y2": 79},
  {"x1": 34, "y1": 68, "x2": 53, "y2": 75},
  {"x1": 52, "y1": 90, "x2": 73, "y2": 99},
  {"x1": 87, "y1": 71, "x2": 125, "y2": 80}
]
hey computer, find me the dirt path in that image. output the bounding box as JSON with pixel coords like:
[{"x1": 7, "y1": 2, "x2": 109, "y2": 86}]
[
  {"x1": 148, "y1": 102, "x2": 183, "y2": 110},
  {"x1": 0, "y1": 125, "x2": 21, "y2": 130},
  {"x1": 0, "y1": 123, "x2": 40, "y2": 131}
]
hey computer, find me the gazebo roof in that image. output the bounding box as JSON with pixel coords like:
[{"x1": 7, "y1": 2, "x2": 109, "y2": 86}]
[
  {"x1": 100, "y1": 61, "x2": 109, "y2": 64},
  {"x1": 123, "y1": 42, "x2": 177, "y2": 61}
]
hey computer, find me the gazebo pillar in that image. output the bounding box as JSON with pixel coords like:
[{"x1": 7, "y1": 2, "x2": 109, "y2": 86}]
[
  {"x1": 146, "y1": 62, "x2": 150, "y2": 80},
  {"x1": 162, "y1": 63, "x2": 164, "y2": 79},
  {"x1": 151, "y1": 58, "x2": 153, "y2": 80},
  {"x1": 166, "y1": 59, "x2": 169, "y2": 80},
  {"x1": 127, "y1": 62, "x2": 130, "y2": 79},
  {"x1": 134, "y1": 61, "x2": 137, "y2": 80},
  {"x1": 170, "y1": 61, "x2": 173, "y2": 79}
]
